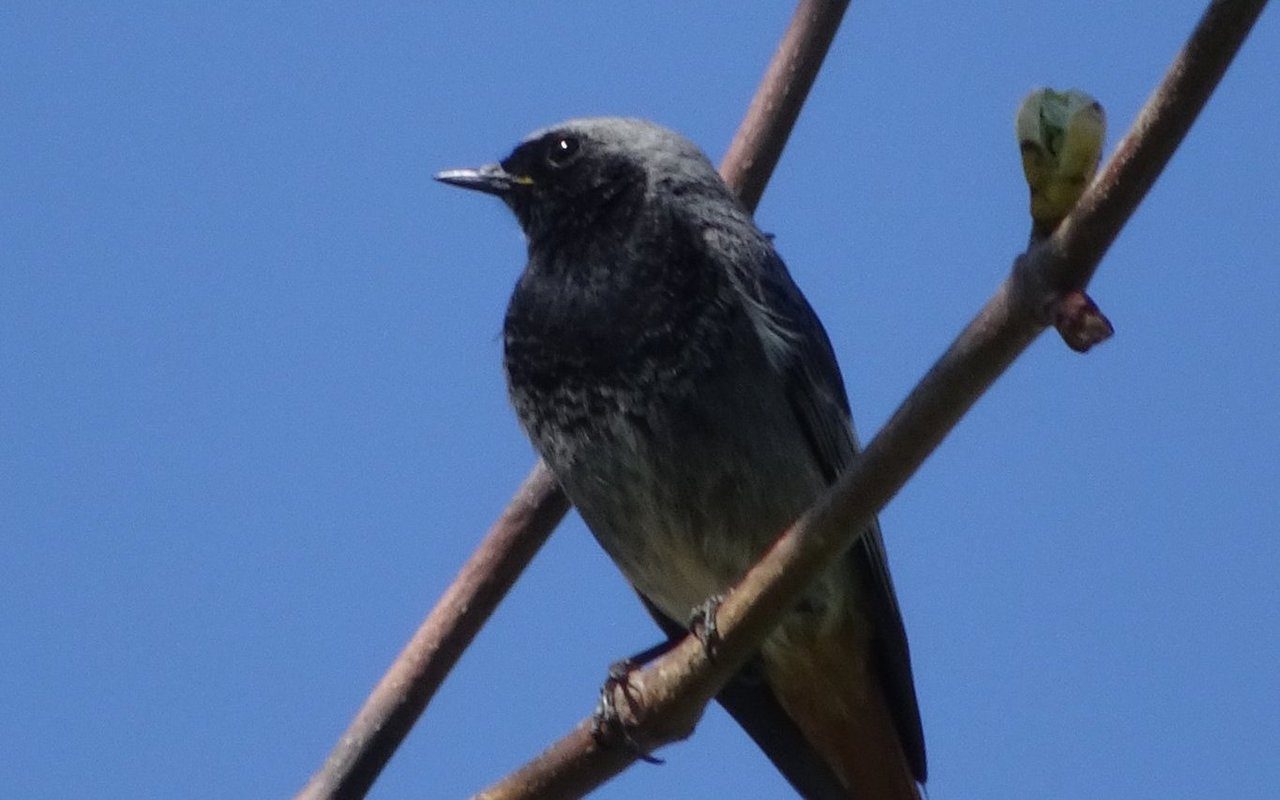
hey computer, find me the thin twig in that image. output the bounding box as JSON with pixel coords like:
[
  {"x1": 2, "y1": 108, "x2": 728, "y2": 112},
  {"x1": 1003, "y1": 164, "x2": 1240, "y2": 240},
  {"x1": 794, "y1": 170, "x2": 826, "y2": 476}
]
[
  {"x1": 473, "y1": 1, "x2": 1267, "y2": 797},
  {"x1": 297, "y1": 464, "x2": 568, "y2": 800},
  {"x1": 295, "y1": 1, "x2": 852, "y2": 797},
  {"x1": 720, "y1": 0, "x2": 852, "y2": 211}
]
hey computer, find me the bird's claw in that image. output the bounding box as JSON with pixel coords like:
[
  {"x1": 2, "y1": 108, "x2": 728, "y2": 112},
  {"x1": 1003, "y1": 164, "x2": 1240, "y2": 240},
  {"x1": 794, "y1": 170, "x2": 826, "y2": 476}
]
[
  {"x1": 688, "y1": 594, "x2": 724, "y2": 657},
  {"x1": 590, "y1": 658, "x2": 664, "y2": 765}
]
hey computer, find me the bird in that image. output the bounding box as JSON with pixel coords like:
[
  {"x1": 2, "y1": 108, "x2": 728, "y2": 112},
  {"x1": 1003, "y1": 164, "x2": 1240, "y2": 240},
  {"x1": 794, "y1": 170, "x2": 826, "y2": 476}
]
[{"x1": 437, "y1": 117, "x2": 926, "y2": 799}]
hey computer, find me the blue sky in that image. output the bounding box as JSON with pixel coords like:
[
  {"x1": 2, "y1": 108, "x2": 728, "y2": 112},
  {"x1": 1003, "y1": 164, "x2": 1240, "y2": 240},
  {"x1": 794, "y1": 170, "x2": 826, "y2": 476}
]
[{"x1": 3, "y1": 3, "x2": 1277, "y2": 798}]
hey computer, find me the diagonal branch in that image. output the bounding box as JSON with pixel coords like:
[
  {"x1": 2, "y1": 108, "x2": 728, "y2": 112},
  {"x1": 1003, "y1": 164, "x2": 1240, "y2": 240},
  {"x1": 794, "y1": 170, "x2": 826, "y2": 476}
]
[
  {"x1": 297, "y1": 464, "x2": 568, "y2": 800},
  {"x1": 720, "y1": 0, "x2": 852, "y2": 211},
  {"x1": 472, "y1": 0, "x2": 1268, "y2": 797},
  {"x1": 296, "y1": 2, "x2": 851, "y2": 798}
]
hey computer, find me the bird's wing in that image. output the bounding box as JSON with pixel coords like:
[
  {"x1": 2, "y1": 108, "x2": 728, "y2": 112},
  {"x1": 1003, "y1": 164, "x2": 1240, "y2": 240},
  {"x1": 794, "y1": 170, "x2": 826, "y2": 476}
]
[{"x1": 732, "y1": 243, "x2": 928, "y2": 783}]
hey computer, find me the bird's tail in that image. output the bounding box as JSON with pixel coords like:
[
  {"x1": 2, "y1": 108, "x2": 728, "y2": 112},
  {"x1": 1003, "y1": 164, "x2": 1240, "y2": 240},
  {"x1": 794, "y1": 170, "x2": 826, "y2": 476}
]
[{"x1": 764, "y1": 614, "x2": 922, "y2": 800}]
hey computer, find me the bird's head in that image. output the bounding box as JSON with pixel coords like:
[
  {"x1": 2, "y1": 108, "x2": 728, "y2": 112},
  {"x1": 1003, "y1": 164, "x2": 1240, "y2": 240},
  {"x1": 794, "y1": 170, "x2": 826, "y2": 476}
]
[{"x1": 436, "y1": 117, "x2": 727, "y2": 242}]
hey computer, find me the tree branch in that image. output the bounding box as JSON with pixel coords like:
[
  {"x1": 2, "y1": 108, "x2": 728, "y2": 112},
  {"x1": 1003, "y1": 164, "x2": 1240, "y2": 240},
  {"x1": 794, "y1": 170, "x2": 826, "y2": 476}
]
[
  {"x1": 472, "y1": 0, "x2": 1268, "y2": 797},
  {"x1": 720, "y1": 0, "x2": 851, "y2": 211},
  {"x1": 297, "y1": 464, "x2": 568, "y2": 800},
  {"x1": 296, "y1": 1, "x2": 852, "y2": 797}
]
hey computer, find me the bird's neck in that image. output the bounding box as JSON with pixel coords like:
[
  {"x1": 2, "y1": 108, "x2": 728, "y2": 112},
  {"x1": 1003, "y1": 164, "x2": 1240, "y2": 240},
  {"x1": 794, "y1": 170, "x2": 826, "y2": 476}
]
[{"x1": 502, "y1": 210, "x2": 734, "y2": 400}]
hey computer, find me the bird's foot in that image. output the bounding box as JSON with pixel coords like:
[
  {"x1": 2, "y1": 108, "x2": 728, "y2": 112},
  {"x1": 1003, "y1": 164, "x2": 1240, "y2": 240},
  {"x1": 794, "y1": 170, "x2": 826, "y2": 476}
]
[
  {"x1": 591, "y1": 658, "x2": 664, "y2": 765},
  {"x1": 688, "y1": 594, "x2": 724, "y2": 658}
]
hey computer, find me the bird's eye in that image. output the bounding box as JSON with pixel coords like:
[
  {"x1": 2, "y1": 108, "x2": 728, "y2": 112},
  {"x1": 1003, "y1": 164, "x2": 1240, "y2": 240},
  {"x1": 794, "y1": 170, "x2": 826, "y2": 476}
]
[{"x1": 545, "y1": 135, "x2": 580, "y2": 168}]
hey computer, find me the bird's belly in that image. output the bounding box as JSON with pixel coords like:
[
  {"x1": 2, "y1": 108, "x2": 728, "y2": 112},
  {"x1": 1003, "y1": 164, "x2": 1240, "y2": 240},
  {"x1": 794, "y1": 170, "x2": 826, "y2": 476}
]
[{"x1": 548, "y1": 383, "x2": 830, "y2": 625}]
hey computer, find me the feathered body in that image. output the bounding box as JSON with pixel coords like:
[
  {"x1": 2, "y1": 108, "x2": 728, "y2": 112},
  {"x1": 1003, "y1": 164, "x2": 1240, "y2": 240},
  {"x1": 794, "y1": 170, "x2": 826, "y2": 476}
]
[{"x1": 440, "y1": 117, "x2": 925, "y2": 799}]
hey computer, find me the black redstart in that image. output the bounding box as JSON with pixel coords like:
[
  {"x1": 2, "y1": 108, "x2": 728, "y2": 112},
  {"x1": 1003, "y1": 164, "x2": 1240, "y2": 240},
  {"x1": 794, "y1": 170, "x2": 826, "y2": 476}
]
[{"x1": 438, "y1": 117, "x2": 925, "y2": 799}]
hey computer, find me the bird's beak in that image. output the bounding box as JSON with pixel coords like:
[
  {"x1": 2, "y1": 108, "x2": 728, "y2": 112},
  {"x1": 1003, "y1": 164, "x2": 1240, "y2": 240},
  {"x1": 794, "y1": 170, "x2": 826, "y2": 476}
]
[{"x1": 434, "y1": 163, "x2": 532, "y2": 196}]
